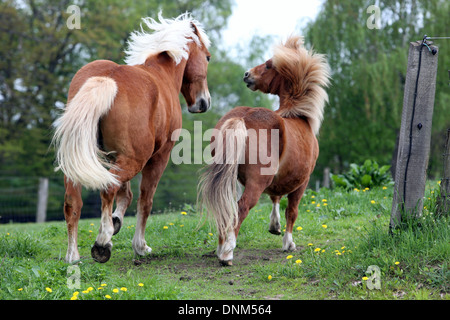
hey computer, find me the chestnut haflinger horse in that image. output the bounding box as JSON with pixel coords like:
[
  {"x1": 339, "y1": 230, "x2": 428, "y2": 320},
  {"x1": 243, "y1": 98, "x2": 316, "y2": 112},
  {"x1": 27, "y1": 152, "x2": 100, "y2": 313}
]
[
  {"x1": 52, "y1": 13, "x2": 211, "y2": 263},
  {"x1": 199, "y1": 35, "x2": 330, "y2": 266}
]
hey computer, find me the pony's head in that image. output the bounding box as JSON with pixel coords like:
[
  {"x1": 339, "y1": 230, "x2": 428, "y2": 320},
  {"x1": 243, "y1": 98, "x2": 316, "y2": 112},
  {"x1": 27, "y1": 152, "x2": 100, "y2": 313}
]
[
  {"x1": 243, "y1": 35, "x2": 330, "y2": 134},
  {"x1": 124, "y1": 12, "x2": 211, "y2": 113}
]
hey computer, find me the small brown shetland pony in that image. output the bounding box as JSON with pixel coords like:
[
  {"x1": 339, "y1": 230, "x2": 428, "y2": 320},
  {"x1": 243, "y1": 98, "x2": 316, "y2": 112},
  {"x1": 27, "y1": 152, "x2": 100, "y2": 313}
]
[
  {"x1": 199, "y1": 35, "x2": 330, "y2": 266},
  {"x1": 53, "y1": 13, "x2": 211, "y2": 263}
]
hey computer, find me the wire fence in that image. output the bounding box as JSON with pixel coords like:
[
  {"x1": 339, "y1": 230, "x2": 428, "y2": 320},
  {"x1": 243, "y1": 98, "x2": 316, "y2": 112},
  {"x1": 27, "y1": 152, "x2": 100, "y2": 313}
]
[{"x1": 0, "y1": 174, "x2": 192, "y2": 224}]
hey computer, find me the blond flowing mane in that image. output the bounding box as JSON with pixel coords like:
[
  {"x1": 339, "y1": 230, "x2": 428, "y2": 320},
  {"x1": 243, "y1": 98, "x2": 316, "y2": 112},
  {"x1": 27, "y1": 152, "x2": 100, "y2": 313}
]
[
  {"x1": 272, "y1": 36, "x2": 331, "y2": 135},
  {"x1": 124, "y1": 12, "x2": 210, "y2": 66}
]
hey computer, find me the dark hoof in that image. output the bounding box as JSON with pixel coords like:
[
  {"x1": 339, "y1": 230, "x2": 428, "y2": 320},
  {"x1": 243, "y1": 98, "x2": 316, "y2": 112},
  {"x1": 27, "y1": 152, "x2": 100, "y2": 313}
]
[
  {"x1": 112, "y1": 216, "x2": 122, "y2": 235},
  {"x1": 219, "y1": 260, "x2": 233, "y2": 267},
  {"x1": 269, "y1": 228, "x2": 281, "y2": 235},
  {"x1": 91, "y1": 242, "x2": 111, "y2": 263}
]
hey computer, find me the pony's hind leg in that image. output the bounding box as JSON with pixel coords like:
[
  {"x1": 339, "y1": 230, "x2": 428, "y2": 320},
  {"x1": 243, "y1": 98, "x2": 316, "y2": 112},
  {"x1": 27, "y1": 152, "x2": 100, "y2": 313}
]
[
  {"x1": 63, "y1": 177, "x2": 83, "y2": 263},
  {"x1": 282, "y1": 182, "x2": 308, "y2": 251},
  {"x1": 218, "y1": 179, "x2": 270, "y2": 266},
  {"x1": 269, "y1": 195, "x2": 281, "y2": 235},
  {"x1": 112, "y1": 181, "x2": 133, "y2": 235}
]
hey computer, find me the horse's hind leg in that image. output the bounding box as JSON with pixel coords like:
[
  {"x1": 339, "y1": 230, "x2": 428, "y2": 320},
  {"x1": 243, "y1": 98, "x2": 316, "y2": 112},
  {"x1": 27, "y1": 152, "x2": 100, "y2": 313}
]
[
  {"x1": 112, "y1": 181, "x2": 133, "y2": 235},
  {"x1": 282, "y1": 181, "x2": 308, "y2": 251},
  {"x1": 269, "y1": 195, "x2": 281, "y2": 235},
  {"x1": 91, "y1": 157, "x2": 141, "y2": 263},
  {"x1": 63, "y1": 177, "x2": 83, "y2": 263}
]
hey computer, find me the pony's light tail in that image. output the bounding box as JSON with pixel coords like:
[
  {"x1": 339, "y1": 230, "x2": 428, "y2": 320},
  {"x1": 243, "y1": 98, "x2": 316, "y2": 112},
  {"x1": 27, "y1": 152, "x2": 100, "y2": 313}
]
[
  {"x1": 52, "y1": 76, "x2": 120, "y2": 190},
  {"x1": 198, "y1": 118, "x2": 248, "y2": 239}
]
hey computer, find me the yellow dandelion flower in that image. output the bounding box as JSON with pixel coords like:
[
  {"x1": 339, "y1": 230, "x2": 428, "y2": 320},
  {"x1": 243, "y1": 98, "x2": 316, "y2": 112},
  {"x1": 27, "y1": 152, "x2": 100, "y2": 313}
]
[
  {"x1": 382, "y1": 186, "x2": 387, "y2": 190},
  {"x1": 268, "y1": 275, "x2": 272, "y2": 280},
  {"x1": 354, "y1": 188, "x2": 360, "y2": 192},
  {"x1": 312, "y1": 201, "x2": 316, "y2": 204},
  {"x1": 322, "y1": 199, "x2": 327, "y2": 202},
  {"x1": 371, "y1": 200, "x2": 376, "y2": 204},
  {"x1": 296, "y1": 226, "x2": 303, "y2": 231},
  {"x1": 169, "y1": 222, "x2": 174, "y2": 226},
  {"x1": 180, "y1": 224, "x2": 184, "y2": 227},
  {"x1": 306, "y1": 210, "x2": 311, "y2": 213},
  {"x1": 105, "y1": 295, "x2": 111, "y2": 299},
  {"x1": 336, "y1": 252, "x2": 342, "y2": 256},
  {"x1": 98, "y1": 287, "x2": 104, "y2": 290},
  {"x1": 18, "y1": 288, "x2": 23, "y2": 291},
  {"x1": 321, "y1": 249, "x2": 325, "y2": 253},
  {"x1": 362, "y1": 276, "x2": 368, "y2": 281},
  {"x1": 286, "y1": 255, "x2": 293, "y2": 259},
  {"x1": 181, "y1": 211, "x2": 187, "y2": 215},
  {"x1": 163, "y1": 226, "x2": 168, "y2": 230},
  {"x1": 113, "y1": 288, "x2": 119, "y2": 293},
  {"x1": 138, "y1": 283, "x2": 144, "y2": 287},
  {"x1": 316, "y1": 203, "x2": 321, "y2": 207},
  {"x1": 101, "y1": 283, "x2": 107, "y2": 287},
  {"x1": 120, "y1": 287, "x2": 127, "y2": 292},
  {"x1": 341, "y1": 246, "x2": 346, "y2": 250},
  {"x1": 323, "y1": 203, "x2": 328, "y2": 206},
  {"x1": 395, "y1": 261, "x2": 400, "y2": 265},
  {"x1": 70, "y1": 296, "x2": 78, "y2": 300},
  {"x1": 46, "y1": 287, "x2": 52, "y2": 293},
  {"x1": 314, "y1": 248, "x2": 321, "y2": 252},
  {"x1": 73, "y1": 291, "x2": 79, "y2": 296},
  {"x1": 90, "y1": 223, "x2": 94, "y2": 226},
  {"x1": 311, "y1": 195, "x2": 315, "y2": 199},
  {"x1": 295, "y1": 259, "x2": 302, "y2": 264},
  {"x1": 87, "y1": 287, "x2": 93, "y2": 292},
  {"x1": 308, "y1": 243, "x2": 313, "y2": 246},
  {"x1": 322, "y1": 224, "x2": 327, "y2": 229},
  {"x1": 82, "y1": 290, "x2": 89, "y2": 294}
]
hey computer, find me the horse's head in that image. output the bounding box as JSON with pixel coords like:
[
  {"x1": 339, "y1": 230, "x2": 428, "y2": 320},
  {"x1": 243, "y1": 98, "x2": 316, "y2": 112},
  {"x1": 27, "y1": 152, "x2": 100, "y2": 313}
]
[{"x1": 181, "y1": 23, "x2": 211, "y2": 113}]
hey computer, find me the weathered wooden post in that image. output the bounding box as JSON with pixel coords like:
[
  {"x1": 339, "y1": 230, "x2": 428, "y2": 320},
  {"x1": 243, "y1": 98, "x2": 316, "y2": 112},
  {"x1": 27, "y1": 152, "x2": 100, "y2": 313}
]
[
  {"x1": 390, "y1": 39, "x2": 439, "y2": 230},
  {"x1": 436, "y1": 128, "x2": 450, "y2": 216},
  {"x1": 36, "y1": 177, "x2": 49, "y2": 223}
]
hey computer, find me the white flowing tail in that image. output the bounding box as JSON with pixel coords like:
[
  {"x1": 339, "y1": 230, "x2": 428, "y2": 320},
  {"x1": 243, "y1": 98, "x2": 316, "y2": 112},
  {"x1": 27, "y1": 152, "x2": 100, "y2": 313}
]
[
  {"x1": 198, "y1": 118, "x2": 248, "y2": 238},
  {"x1": 52, "y1": 76, "x2": 120, "y2": 190}
]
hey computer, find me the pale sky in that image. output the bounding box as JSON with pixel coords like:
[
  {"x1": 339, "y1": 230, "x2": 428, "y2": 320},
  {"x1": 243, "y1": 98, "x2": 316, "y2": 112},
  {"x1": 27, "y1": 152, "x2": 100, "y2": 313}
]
[{"x1": 221, "y1": 0, "x2": 323, "y2": 59}]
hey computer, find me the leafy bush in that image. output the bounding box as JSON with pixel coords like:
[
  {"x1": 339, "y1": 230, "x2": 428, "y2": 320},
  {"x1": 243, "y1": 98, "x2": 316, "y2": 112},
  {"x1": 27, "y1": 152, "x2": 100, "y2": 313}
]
[{"x1": 331, "y1": 160, "x2": 393, "y2": 190}]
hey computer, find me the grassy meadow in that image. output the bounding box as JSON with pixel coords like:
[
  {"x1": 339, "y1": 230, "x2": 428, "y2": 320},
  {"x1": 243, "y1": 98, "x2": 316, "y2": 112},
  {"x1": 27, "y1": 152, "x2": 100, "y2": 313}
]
[{"x1": 0, "y1": 182, "x2": 448, "y2": 301}]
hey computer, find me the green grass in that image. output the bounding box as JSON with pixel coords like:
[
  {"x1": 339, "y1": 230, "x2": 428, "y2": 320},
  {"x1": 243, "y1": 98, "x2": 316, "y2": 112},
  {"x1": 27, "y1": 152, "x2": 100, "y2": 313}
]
[{"x1": 0, "y1": 182, "x2": 448, "y2": 300}]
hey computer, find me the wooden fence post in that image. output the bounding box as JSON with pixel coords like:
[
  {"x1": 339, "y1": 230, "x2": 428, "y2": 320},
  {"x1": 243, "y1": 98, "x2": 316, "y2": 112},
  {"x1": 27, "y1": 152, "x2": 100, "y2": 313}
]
[
  {"x1": 437, "y1": 128, "x2": 450, "y2": 215},
  {"x1": 36, "y1": 177, "x2": 49, "y2": 223},
  {"x1": 390, "y1": 40, "x2": 439, "y2": 230}
]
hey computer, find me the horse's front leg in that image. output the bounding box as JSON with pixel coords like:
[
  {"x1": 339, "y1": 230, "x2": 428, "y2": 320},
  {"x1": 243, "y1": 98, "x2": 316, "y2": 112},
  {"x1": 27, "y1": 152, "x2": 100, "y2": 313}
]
[{"x1": 133, "y1": 150, "x2": 171, "y2": 257}]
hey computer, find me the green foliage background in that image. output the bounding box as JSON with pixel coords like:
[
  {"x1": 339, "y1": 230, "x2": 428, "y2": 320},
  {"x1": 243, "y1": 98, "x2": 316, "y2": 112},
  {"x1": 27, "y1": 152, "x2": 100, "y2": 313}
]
[{"x1": 0, "y1": 0, "x2": 449, "y2": 215}]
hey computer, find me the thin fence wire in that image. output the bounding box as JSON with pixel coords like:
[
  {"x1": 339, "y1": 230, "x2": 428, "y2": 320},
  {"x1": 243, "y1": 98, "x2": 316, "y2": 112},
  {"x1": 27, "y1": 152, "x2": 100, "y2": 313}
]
[{"x1": 0, "y1": 173, "x2": 192, "y2": 224}]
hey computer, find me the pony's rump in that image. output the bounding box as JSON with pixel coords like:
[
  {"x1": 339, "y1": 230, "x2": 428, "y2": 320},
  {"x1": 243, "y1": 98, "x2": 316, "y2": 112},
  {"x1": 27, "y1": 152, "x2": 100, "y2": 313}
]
[
  {"x1": 198, "y1": 118, "x2": 247, "y2": 238},
  {"x1": 52, "y1": 76, "x2": 120, "y2": 190}
]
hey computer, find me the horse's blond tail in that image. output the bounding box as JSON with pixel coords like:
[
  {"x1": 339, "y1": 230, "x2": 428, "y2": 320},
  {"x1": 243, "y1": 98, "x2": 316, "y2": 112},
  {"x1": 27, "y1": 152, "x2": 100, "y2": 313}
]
[
  {"x1": 52, "y1": 76, "x2": 120, "y2": 190},
  {"x1": 198, "y1": 118, "x2": 247, "y2": 239}
]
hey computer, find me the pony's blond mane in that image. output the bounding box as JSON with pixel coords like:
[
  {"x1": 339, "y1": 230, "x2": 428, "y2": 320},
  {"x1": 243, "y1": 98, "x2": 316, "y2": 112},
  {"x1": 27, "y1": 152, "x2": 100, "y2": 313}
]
[
  {"x1": 272, "y1": 36, "x2": 331, "y2": 135},
  {"x1": 124, "y1": 12, "x2": 210, "y2": 66}
]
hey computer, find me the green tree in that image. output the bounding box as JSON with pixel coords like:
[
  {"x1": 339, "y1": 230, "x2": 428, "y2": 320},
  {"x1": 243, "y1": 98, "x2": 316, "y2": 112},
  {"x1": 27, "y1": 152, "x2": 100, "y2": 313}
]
[{"x1": 303, "y1": 0, "x2": 450, "y2": 182}]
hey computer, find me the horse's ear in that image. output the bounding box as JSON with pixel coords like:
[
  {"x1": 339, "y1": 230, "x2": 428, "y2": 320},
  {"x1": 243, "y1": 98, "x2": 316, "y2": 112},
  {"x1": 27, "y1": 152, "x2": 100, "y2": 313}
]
[{"x1": 190, "y1": 22, "x2": 200, "y2": 36}]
